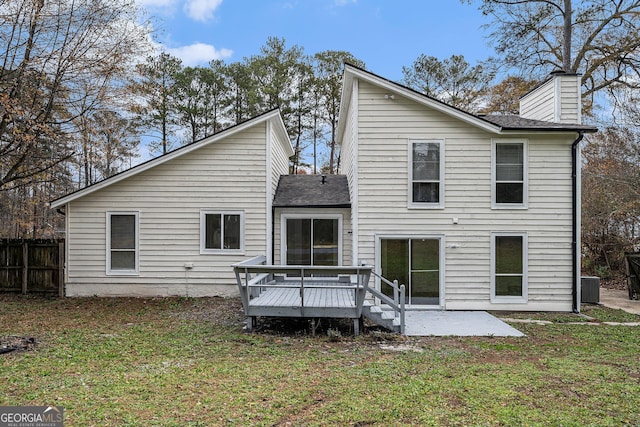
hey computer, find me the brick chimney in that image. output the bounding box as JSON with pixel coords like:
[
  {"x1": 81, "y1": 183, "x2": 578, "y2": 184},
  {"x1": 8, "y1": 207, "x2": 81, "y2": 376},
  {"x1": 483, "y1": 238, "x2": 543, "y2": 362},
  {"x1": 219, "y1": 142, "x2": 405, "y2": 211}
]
[{"x1": 519, "y1": 70, "x2": 582, "y2": 124}]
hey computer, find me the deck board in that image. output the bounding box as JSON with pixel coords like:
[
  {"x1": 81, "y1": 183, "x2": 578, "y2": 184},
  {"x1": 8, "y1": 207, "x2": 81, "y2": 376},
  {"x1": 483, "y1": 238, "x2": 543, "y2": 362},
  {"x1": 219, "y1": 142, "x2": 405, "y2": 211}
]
[{"x1": 249, "y1": 285, "x2": 356, "y2": 310}]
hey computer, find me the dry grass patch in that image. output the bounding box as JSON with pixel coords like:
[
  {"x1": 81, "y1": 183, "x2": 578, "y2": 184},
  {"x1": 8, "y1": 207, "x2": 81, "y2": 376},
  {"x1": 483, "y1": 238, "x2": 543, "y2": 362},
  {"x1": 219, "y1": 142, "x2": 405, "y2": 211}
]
[{"x1": 0, "y1": 294, "x2": 639, "y2": 426}]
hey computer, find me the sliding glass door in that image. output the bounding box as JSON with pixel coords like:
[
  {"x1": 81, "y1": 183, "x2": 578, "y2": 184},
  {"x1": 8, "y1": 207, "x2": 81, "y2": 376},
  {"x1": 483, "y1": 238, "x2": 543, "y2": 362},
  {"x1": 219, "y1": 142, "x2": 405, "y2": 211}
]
[
  {"x1": 285, "y1": 218, "x2": 340, "y2": 266},
  {"x1": 380, "y1": 237, "x2": 442, "y2": 306}
]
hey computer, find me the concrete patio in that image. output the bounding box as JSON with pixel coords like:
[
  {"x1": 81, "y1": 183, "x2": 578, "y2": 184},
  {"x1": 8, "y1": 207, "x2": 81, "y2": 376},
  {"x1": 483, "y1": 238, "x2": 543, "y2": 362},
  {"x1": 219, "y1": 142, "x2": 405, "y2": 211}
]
[
  {"x1": 403, "y1": 311, "x2": 525, "y2": 337},
  {"x1": 599, "y1": 288, "x2": 640, "y2": 315}
]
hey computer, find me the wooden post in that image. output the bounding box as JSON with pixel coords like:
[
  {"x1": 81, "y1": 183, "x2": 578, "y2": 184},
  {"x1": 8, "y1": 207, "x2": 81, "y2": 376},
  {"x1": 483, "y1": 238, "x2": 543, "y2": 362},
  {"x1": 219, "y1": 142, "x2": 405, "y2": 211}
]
[
  {"x1": 393, "y1": 279, "x2": 399, "y2": 306},
  {"x1": 58, "y1": 242, "x2": 65, "y2": 297},
  {"x1": 21, "y1": 242, "x2": 28, "y2": 295}
]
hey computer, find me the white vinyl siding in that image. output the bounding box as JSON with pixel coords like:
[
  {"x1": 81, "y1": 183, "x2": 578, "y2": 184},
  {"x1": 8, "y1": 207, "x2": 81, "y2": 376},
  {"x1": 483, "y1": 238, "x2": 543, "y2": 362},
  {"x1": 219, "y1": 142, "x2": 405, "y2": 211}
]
[
  {"x1": 409, "y1": 139, "x2": 444, "y2": 208},
  {"x1": 349, "y1": 79, "x2": 574, "y2": 311},
  {"x1": 492, "y1": 139, "x2": 528, "y2": 209},
  {"x1": 64, "y1": 120, "x2": 288, "y2": 297},
  {"x1": 519, "y1": 78, "x2": 554, "y2": 122},
  {"x1": 200, "y1": 211, "x2": 244, "y2": 254},
  {"x1": 106, "y1": 212, "x2": 139, "y2": 275},
  {"x1": 491, "y1": 232, "x2": 528, "y2": 303}
]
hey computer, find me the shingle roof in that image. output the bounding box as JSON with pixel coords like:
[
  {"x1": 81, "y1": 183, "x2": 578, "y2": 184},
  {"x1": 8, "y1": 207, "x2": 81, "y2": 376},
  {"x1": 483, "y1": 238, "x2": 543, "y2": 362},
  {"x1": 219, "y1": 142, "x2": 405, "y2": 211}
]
[
  {"x1": 342, "y1": 64, "x2": 598, "y2": 134},
  {"x1": 476, "y1": 114, "x2": 597, "y2": 132},
  {"x1": 273, "y1": 175, "x2": 351, "y2": 208}
]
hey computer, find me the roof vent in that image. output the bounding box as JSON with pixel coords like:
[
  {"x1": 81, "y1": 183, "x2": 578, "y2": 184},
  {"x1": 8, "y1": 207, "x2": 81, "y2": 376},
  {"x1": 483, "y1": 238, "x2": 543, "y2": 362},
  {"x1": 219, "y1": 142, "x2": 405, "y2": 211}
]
[{"x1": 321, "y1": 174, "x2": 327, "y2": 184}]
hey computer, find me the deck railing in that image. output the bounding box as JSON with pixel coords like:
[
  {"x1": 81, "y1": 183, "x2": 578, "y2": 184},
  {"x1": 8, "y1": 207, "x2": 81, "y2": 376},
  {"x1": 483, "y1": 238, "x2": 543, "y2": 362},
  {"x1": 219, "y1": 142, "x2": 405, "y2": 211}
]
[
  {"x1": 232, "y1": 255, "x2": 405, "y2": 334},
  {"x1": 233, "y1": 256, "x2": 372, "y2": 326},
  {"x1": 370, "y1": 270, "x2": 406, "y2": 334}
]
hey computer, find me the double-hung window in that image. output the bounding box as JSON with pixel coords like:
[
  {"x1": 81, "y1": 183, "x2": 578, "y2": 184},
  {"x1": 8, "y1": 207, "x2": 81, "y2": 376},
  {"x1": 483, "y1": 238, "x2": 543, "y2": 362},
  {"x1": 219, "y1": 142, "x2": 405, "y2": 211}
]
[
  {"x1": 491, "y1": 233, "x2": 527, "y2": 302},
  {"x1": 409, "y1": 139, "x2": 444, "y2": 208},
  {"x1": 492, "y1": 139, "x2": 527, "y2": 208},
  {"x1": 107, "y1": 212, "x2": 139, "y2": 275},
  {"x1": 200, "y1": 211, "x2": 244, "y2": 254}
]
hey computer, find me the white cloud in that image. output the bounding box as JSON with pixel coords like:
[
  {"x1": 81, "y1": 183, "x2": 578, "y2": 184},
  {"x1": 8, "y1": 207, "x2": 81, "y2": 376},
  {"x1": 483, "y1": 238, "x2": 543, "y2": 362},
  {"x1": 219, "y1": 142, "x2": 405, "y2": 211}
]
[
  {"x1": 136, "y1": 0, "x2": 176, "y2": 9},
  {"x1": 334, "y1": 0, "x2": 356, "y2": 5},
  {"x1": 165, "y1": 42, "x2": 232, "y2": 66},
  {"x1": 184, "y1": 0, "x2": 223, "y2": 22}
]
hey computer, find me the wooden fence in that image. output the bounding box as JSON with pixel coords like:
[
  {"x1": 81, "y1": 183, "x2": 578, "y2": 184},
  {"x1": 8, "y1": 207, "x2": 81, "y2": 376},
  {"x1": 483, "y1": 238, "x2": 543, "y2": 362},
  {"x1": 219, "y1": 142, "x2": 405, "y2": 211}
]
[{"x1": 0, "y1": 239, "x2": 64, "y2": 296}]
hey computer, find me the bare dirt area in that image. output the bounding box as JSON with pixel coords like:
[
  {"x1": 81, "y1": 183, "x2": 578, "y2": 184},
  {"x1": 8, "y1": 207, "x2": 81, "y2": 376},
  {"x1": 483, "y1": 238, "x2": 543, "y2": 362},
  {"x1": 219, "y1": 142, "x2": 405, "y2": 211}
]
[{"x1": 0, "y1": 335, "x2": 37, "y2": 354}]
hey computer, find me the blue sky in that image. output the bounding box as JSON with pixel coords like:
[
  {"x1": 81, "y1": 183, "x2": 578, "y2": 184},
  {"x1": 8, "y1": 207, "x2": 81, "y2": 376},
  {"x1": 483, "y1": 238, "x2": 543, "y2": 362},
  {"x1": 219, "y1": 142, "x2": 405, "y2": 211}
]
[{"x1": 139, "y1": 0, "x2": 494, "y2": 81}]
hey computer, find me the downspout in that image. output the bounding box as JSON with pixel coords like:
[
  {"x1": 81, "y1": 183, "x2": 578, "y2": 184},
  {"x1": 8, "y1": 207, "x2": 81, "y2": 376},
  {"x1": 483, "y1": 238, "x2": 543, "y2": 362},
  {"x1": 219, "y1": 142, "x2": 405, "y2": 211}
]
[
  {"x1": 271, "y1": 206, "x2": 275, "y2": 265},
  {"x1": 571, "y1": 132, "x2": 584, "y2": 313}
]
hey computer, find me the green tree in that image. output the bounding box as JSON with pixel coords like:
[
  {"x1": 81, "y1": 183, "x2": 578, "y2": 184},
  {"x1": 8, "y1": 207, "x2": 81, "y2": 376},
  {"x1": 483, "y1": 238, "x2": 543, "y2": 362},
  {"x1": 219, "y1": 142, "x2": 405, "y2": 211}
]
[
  {"x1": 225, "y1": 61, "x2": 259, "y2": 124},
  {"x1": 313, "y1": 51, "x2": 366, "y2": 174},
  {"x1": 249, "y1": 37, "x2": 305, "y2": 132},
  {"x1": 402, "y1": 54, "x2": 494, "y2": 112},
  {"x1": 131, "y1": 53, "x2": 183, "y2": 154},
  {"x1": 290, "y1": 57, "x2": 314, "y2": 174}
]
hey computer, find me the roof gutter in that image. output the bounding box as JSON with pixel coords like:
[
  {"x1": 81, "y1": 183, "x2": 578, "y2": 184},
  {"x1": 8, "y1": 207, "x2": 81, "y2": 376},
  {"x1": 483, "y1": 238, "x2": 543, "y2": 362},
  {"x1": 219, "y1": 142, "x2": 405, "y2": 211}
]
[{"x1": 572, "y1": 132, "x2": 584, "y2": 313}]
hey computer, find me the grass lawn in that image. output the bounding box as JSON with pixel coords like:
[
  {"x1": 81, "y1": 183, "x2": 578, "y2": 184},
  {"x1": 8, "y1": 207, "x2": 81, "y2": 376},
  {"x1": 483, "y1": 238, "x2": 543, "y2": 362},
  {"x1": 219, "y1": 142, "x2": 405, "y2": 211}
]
[{"x1": 1, "y1": 295, "x2": 639, "y2": 426}]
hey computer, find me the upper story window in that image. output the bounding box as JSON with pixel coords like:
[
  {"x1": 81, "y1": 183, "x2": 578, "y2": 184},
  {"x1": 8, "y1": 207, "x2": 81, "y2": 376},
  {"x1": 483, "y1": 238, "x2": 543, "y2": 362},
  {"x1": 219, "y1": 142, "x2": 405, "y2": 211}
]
[
  {"x1": 107, "y1": 212, "x2": 139, "y2": 275},
  {"x1": 200, "y1": 211, "x2": 244, "y2": 254},
  {"x1": 409, "y1": 139, "x2": 444, "y2": 208},
  {"x1": 492, "y1": 139, "x2": 527, "y2": 208}
]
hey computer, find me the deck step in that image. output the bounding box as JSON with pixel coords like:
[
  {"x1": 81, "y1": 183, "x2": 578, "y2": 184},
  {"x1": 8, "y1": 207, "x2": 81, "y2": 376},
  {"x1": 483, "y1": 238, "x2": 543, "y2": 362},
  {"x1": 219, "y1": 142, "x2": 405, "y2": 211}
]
[
  {"x1": 367, "y1": 305, "x2": 383, "y2": 314},
  {"x1": 362, "y1": 303, "x2": 402, "y2": 333},
  {"x1": 380, "y1": 311, "x2": 396, "y2": 320}
]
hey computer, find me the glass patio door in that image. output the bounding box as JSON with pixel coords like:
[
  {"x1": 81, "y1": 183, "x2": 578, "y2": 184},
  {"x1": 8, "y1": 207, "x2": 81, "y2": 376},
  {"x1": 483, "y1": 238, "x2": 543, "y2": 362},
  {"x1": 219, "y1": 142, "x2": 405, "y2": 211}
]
[
  {"x1": 380, "y1": 238, "x2": 441, "y2": 306},
  {"x1": 285, "y1": 218, "x2": 339, "y2": 266}
]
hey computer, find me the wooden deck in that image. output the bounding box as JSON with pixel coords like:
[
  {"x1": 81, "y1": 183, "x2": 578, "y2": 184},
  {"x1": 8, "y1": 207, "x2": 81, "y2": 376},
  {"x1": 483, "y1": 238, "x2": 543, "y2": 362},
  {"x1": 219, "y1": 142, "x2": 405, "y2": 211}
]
[
  {"x1": 233, "y1": 256, "x2": 408, "y2": 335},
  {"x1": 233, "y1": 257, "x2": 373, "y2": 335},
  {"x1": 247, "y1": 280, "x2": 360, "y2": 318}
]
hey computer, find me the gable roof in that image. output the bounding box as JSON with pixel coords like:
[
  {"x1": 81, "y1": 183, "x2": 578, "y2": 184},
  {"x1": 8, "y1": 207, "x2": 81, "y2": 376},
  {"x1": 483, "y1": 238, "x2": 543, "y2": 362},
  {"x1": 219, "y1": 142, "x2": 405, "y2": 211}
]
[
  {"x1": 51, "y1": 109, "x2": 293, "y2": 208},
  {"x1": 273, "y1": 175, "x2": 350, "y2": 208},
  {"x1": 337, "y1": 64, "x2": 597, "y2": 143}
]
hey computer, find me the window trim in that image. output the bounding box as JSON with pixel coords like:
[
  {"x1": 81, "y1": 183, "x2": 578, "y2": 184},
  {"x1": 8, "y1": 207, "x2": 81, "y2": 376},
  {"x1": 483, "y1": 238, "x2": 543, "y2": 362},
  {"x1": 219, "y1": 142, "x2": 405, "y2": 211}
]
[
  {"x1": 490, "y1": 232, "x2": 528, "y2": 303},
  {"x1": 491, "y1": 139, "x2": 528, "y2": 209},
  {"x1": 280, "y1": 213, "x2": 343, "y2": 266},
  {"x1": 106, "y1": 211, "x2": 140, "y2": 276},
  {"x1": 200, "y1": 210, "x2": 245, "y2": 255},
  {"x1": 408, "y1": 138, "x2": 445, "y2": 209}
]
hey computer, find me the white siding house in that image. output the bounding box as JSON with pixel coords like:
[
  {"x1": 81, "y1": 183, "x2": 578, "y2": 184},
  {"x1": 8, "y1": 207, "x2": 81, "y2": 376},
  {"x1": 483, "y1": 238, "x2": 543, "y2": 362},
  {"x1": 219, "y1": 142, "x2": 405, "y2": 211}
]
[
  {"x1": 53, "y1": 65, "x2": 596, "y2": 314},
  {"x1": 51, "y1": 110, "x2": 293, "y2": 297},
  {"x1": 337, "y1": 65, "x2": 596, "y2": 312}
]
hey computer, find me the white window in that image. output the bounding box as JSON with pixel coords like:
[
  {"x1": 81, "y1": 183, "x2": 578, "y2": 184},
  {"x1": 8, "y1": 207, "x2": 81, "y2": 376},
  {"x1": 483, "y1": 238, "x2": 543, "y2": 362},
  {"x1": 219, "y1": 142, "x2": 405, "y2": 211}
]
[
  {"x1": 106, "y1": 212, "x2": 139, "y2": 275},
  {"x1": 492, "y1": 139, "x2": 527, "y2": 208},
  {"x1": 409, "y1": 139, "x2": 444, "y2": 208},
  {"x1": 200, "y1": 211, "x2": 244, "y2": 254},
  {"x1": 491, "y1": 232, "x2": 528, "y2": 303}
]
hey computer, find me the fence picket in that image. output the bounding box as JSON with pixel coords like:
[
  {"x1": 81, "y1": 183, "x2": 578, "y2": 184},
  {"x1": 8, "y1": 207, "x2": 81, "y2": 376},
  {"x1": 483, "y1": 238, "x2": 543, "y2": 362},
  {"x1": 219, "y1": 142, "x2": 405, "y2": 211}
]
[{"x1": 0, "y1": 239, "x2": 65, "y2": 295}]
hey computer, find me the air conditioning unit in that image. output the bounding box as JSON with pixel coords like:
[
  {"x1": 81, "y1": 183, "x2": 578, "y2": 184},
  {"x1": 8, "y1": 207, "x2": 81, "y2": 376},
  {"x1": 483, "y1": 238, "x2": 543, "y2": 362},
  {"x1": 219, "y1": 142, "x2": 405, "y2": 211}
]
[{"x1": 581, "y1": 276, "x2": 600, "y2": 304}]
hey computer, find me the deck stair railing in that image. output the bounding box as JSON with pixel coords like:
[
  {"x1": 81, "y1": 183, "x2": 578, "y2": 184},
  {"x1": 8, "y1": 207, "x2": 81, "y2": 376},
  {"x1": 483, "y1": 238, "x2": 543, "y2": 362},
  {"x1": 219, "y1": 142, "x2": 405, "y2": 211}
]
[{"x1": 368, "y1": 270, "x2": 406, "y2": 334}]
